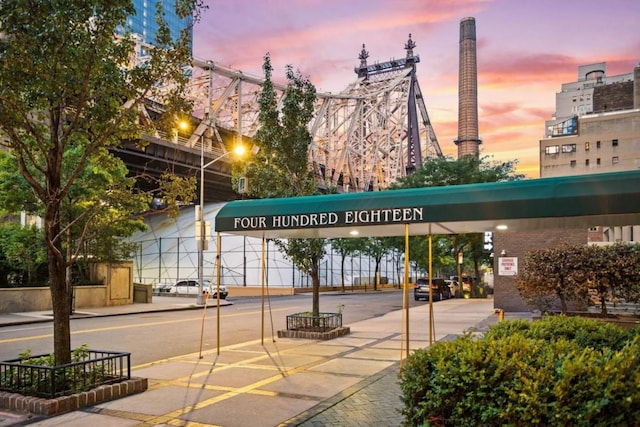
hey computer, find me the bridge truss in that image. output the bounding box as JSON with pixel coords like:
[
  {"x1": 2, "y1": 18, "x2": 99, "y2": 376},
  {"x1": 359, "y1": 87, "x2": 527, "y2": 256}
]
[{"x1": 140, "y1": 36, "x2": 442, "y2": 195}]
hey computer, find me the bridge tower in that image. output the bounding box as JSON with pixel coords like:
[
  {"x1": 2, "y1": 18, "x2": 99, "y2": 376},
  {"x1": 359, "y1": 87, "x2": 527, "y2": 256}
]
[{"x1": 310, "y1": 34, "x2": 442, "y2": 191}]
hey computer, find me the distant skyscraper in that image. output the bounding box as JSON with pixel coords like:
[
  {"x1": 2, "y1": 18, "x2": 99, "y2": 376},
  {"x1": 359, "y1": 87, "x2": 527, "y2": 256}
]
[
  {"x1": 127, "y1": 0, "x2": 192, "y2": 56},
  {"x1": 455, "y1": 17, "x2": 481, "y2": 158}
]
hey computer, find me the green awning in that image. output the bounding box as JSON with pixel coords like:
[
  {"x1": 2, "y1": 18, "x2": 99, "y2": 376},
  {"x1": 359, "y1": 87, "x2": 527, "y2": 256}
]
[{"x1": 215, "y1": 170, "x2": 640, "y2": 238}]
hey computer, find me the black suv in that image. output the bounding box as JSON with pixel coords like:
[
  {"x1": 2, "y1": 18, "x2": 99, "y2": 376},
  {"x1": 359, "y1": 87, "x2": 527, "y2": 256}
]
[{"x1": 414, "y1": 278, "x2": 451, "y2": 301}]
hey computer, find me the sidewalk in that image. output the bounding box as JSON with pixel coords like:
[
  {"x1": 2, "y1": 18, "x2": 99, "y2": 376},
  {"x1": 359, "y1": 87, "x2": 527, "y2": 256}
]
[
  {"x1": 0, "y1": 296, "x2": 528, "y2": 427},
  {"x1": 0, "y1": 294, "x2": 234, "y2": 328}
]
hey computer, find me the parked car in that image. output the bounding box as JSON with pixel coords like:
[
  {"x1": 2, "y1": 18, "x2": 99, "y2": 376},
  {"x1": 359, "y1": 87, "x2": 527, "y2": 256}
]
[
  {"x1": 155, "y1": 283, "x2": 173, "y2": 293},
  {"x1": 451, "y1": 276, "x2": 475, "y2": 294},
  {"x1": 169, "y1": 280, "x2": 228, "y2": 299},
  {"x1": 445, "y1": 279, "x2": 459, "y2": 297},
  {"x1": 414, "y1": 278, "x2": 451, "y2": 301}
]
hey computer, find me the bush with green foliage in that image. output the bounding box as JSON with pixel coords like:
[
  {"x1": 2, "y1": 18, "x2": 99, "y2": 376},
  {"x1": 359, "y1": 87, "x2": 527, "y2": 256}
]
[
  {"x1": 399, "y1": 316, "x2": 640, "y2": 426},
  {"x1": 516, "y1": 242, "x2": 640, "y2": 315},
  {"x1": 8, "y1": 344, "x2": 110, "y2": 397}
]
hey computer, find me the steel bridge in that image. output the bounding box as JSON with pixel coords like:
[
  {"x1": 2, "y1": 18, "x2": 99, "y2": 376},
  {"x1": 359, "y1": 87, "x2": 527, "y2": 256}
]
[{"x1": 116, "y1": 35, "x2": 442, "y2": 202}]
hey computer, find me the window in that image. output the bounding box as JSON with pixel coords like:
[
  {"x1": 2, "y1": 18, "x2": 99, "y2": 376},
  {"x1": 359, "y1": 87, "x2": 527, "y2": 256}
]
[
  {"x1": 550, "y1": 117, "x2": 578, "y2": 136},
  {"x1": 612, "y1": 139, "x2": 619, "y2": 147},
  {"x1": 596, "y1": 140, "x2": 601, "y2": 148},
  {"x1": 562, "y1": 144, "x2": 576, "y2": 153},
  {"x1": 612, "y1": 156, "x2": 619, "y2": 164},
  {"x1": 597, "y1": 158, "x2": 601, "y2": 165},
  {"x1": 585, "y1": 159, "x2": 590, "y2": 166},
  {"x1": 545, "y1": 145, "x2": 560, "y2": 155},
  {"x1": 570, "y1": 160, "x2": 577, "y2": 167},
  {"x1": 585, "y1": 142, "x2": 590, "y2": 151}
]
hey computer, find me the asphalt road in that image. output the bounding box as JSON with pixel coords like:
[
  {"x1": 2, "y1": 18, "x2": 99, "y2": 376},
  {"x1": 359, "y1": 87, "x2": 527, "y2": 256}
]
[{"x1": 0, "y1": 290, "x2": 428, "y2": 366}]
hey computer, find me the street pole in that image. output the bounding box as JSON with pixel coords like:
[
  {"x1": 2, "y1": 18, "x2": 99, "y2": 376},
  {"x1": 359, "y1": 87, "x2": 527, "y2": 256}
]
[
  {"x1": 197, "y1": 136, "x2": 206, "y2": 305},
  {"x1": 195, "y1": 143, "x2": 247, "y2": 305}
]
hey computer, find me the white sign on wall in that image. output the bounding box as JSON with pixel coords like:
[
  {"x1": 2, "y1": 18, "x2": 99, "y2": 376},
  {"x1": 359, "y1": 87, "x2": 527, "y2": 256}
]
[{"x1": 498, "y1": 257, "x2": 518, "y2": 276}]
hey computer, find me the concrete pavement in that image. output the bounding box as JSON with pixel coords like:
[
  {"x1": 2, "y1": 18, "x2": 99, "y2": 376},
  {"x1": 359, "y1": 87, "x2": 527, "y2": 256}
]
[{"x1": 0, "y1": 294, "x2": 526, "y2": 427}]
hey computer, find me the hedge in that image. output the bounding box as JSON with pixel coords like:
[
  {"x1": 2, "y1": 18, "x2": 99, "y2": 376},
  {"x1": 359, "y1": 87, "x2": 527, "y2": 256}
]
[{"x1": 399, "y1": 315, "x2": 640, "y2": 426}]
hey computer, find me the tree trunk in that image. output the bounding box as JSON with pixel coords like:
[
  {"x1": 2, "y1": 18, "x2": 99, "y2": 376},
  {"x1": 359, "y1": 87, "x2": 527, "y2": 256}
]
[
  {"x1": 395, "y1": 253, "x2": 402, "y2": 288},
  {"x1": 311, "y1": 257, "x2": 320, "y2": 317},
  {"x1": 45, "y1": 206, "x2": 72, "y2": 365},
  {"x1": 473, "y1": 256, "x2": 481, "y2": 297},
  {"x1": 340, "y1": 255, "x2": 346, "y2": 293},
  {"x1": 558, "y1": 293, "x2": 568, "y2": 314},
  {"x1": 601, "y1": 298, "x2": 608, "y2": 317},
  {"x1": 374, "y1": 257, "x2": 381, "y2": 291}
]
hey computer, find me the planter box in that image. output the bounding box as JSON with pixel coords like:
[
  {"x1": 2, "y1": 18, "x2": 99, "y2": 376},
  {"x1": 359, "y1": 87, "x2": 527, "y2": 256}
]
[
  {"x1": 285, "y1": 312, "x2": 342, "y2": 332},
  {"x1": 0, "y1": 350, "x2": 131, "y2": 398},
  {"x1": 0, "y1": 350, "x2": 147, "y2": 418},
  {"x1": 279, "y1": 312, "x2": 350, "y2": 340}
]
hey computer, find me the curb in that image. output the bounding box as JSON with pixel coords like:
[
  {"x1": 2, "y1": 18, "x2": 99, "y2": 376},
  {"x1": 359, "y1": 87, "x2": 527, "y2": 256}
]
[{"x1": 0, "y1": 302, "x2": 232, "y2": 328}]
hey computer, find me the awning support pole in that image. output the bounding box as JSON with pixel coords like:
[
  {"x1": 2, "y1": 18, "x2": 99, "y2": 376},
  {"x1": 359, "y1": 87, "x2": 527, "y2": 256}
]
[
  {"x1": 401, "y1": 224, "x2": 410, "y2": 367},
  {"x1": 216, "y1": 232, "x2": 222, "y2": 355},
  {"x1": 428, "y1": 230, "x2": 435, "y2": 345},
  {"x1": 261, "y1": 234, "x2": 266, "y2": 345}
]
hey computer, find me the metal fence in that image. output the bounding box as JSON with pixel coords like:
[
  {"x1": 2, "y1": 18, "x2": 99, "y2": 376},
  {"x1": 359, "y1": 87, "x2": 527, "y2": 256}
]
[
  {"x1": 0, "y1": 350, "x2": 131, "y2": 398},
  {"x1": 132, "y1": 234, "x2": 406, "y2": 289},
  {"x1": 286, "y1": 312, "x2": 343, "y2": 332}
]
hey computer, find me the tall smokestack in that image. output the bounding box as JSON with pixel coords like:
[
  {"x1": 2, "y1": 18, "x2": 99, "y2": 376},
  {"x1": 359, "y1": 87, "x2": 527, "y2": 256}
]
[{"x1": 455, "y1": 17, "x2": 481, "y2": 158}]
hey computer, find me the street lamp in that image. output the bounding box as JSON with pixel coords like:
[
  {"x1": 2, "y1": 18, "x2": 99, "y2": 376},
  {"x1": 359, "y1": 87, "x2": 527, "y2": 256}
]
[{"x1": 196, "y1": 143, "x2": 247, "y2": 305}]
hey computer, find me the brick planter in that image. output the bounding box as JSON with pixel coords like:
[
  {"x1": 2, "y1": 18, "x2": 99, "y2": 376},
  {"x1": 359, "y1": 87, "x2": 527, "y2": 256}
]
[
  {"x1": 278, "y1": 311, "x2": 350, "y2": 340},
  {"x1": 0, "y1": 377, "x2": 147, "y2": 417},
  {"x1": 278, "y1": 326, "x2": 350, "y2": 340}
]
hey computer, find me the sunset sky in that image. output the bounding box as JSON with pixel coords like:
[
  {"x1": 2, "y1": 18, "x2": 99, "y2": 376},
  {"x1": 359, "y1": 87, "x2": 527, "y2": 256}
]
[{"x1": 193, "y1": 0, "x2": 640, "y2": 178}]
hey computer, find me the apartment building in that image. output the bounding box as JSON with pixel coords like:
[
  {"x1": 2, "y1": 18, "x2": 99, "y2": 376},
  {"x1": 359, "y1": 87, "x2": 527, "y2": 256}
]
[
  {"x1": 495, "y1": 62, "x2": 640, "y2": 311},
  {"x1": 539, "y1": 62, "x2": 640, "y2": 242}
]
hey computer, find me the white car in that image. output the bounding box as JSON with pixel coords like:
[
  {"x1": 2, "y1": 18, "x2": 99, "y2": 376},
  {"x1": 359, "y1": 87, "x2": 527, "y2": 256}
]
[
  {"x1": 445, "y1": 280, "x2": 459, "y2": 297},
  {"x1": 155, "y1": 283, "x2": 173, "y2": 293},
  {"x1": 169, "y1": 280, "x2": 228, "y2": 299}
]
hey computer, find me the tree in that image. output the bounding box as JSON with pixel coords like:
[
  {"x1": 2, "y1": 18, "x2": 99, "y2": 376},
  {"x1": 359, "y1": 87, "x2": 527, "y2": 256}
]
[
  {"x1": 331, "y1": 238, "x2": 364, "y2": 292},
  {"x1": 394, "y1": 155, "x2": 524, "y2": 189},
  {"x1": 609, "y1": 243, "x2": 640, "y2": 304},
  {"x1": 585, "y1": 243, "x2": 640, "y2": 316},
  {"x1": 515, "y1": 242, "x2": 589, "y2": 314},
  {"x1": 0, "y1": 148, "x2": 161, "y2": 282},
  {"x1": 236, "y1": 54, "x2": 324, "y2": 315},
  {"x1": 390, "y1": 155, "x2": 523, "y2": 290},
  {"x1": 360, "y1": 238, "x2": 394, "y2": 291},
  {"x1": 516, "y1": 242, "x2": 640, "y2": 316},
  {"x1": 408, "y1": 235, "x2": 459, "y2": 278},
  {"x1": 0, "y1": 222, "x2": 47, "y2": 286},
  {"x1": 0, "y1": 0, "x2": 202, "y2": 364}
]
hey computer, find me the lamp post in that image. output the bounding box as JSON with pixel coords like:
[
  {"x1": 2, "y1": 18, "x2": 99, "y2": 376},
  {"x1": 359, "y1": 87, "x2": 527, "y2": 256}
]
[{"x1": 196, "y1": 143, "x2": 246, "y2": 305}]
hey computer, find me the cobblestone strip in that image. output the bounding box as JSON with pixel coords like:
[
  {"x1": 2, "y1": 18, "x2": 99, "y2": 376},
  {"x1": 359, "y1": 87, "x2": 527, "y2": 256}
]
[{"x1": 282, "y1": 362, "x2": 404, "y2": 427}]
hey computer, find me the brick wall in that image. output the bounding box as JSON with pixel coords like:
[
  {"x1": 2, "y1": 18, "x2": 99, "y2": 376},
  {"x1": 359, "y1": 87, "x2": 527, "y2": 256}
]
[
  {"x1": 493, "y1": 228, "x2": 587, "y2": 312},
  {"x1": 593, "y1": 81, "x2": 634, "y2": 113}
]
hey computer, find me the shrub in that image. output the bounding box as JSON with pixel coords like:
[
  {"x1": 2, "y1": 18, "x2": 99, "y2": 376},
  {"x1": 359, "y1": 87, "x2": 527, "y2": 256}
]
[
  {"x1": 484, "y1": 315, "x2": 630, "y2": 351},
  {"x1": 399, "y1": 316, "x2": 640, "y2": 426},
  {"x1": 7, "y1": 344, "x2": 111, "y2": 397}
]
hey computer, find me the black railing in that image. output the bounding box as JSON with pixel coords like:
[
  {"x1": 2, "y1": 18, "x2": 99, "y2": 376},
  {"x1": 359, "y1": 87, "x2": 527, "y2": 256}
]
[
  {"x1": 286, "y1": 312, "x2": 342, "y2": 332},
  {"x1": 0, "y1": 350, "x2": 130, "y2": 398}
]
